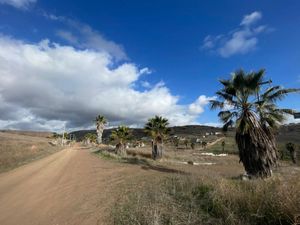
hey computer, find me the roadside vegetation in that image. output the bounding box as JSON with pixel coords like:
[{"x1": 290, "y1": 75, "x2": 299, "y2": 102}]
[
  {"x1": 90, "y1": 69, "x2": 300, "y2": 225},
  {"x1": 113, "y1": 174, "x2": 300, "y2": 225},
  {"x1": 210, "y1": 69, "x2": 299, "y2": 178}
]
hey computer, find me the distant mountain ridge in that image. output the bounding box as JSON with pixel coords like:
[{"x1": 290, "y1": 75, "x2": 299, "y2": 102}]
[
  {"x1": 70, "y1": 123, "x2": 300, "y2": 143},
  {"x1": 69, "y1": 125, "x2": 222, "y2": 141}
]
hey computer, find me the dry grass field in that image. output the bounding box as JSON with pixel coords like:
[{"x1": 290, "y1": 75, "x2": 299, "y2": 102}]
[
  {"x1": 0, "y1": 131, "x2": 62, "y2": 172},
  {"x1": 95, "y1": 142, "x2": 300, "y2": 225}
]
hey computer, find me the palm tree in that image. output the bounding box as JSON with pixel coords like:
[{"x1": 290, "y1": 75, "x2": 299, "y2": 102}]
[
  {"x1": 210, "y1": 69, "x2": 299, "y2": 178},
  {"x1": 95, "y1": 115, "x2": 107, "y2": 144},
  {"x1": 286, "y1": 142, "x2": 297, "y2": 164},
  {"x1": 84, "y1": 133, "x2": 97, "y2": 145},
  {"x1": 144, "y1": 116, "x2": 170, "y2": 160},
  {"x1": 201, "y1": 141, "x2": 207, "y2": 149},
  {"x1": 191, "y1": 142, "x2": 195, "y2": 150},
  {"x1": 221, "y1": 140, "x2": 226, "y2": 152},
  {"x1": 184, "y1": 139, "x2": 189, "y2": 149},
  {"x1": 110, "y1": 126, "x2": 131, "y2": 156}
]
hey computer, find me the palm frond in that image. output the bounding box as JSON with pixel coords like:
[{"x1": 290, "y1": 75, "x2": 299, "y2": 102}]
[
  {"x1": 210, "y1": 100, "x2": 224, "y2": 110},
  {"x1": 266, "y1": 88, "x2": 300, "y2": 103},
  {"x1": 218, "y1": 111, "x2": 238, "y2": 123}
]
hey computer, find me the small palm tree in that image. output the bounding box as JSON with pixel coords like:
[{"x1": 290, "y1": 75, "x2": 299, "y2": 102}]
[
  {"x1": 84, "y1": 133, "x2": 97, "y2": 144},
  {"x1": 221, "y1": 140, "x2": 226, "y2": 152},
  {"x1": 144, "y1": 116, "x2": 170, "y2": 160},
  {"x1": 95, "y1": 115, "x2": 107, "y2": 144},
  {"x1": 286, "y1": 142, "x2": 297, "y2": 164},
  {"x1": 173, "y1": 138, "x2": 179, "y2": 148},
  {"x1": 184, "y1": 139, "x2": 189, "y2": 149},
  {"x1": 191, "y1": 142, "x2": 195, "y2": 150},
  {"x1": 110, "y1": 126, "x2": 131, "y2": 156},
  {"x1": 210, "y1": 69, "x2": 299, "y2": 178}
]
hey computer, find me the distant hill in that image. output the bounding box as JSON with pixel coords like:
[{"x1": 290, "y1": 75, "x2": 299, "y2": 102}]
[
  {"x1": 0, "y1": 130, "x2": 54, "y2": 138},
  {"x1": 277, "y1": 123, "x2": 300, "y2": 144},
  {"x1": 70, "y1": 123, "x2": 300, "y2": 144},
  {"x1": 70, "y1": 125, "x2": 223, "y2": 142}
]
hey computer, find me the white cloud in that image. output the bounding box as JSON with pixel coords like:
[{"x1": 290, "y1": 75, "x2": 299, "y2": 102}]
[
  {"x1": 0, "y1": 35, "x2": 212, "y2": 131},
  {"x1": 56, "y1": 30, "x2": 78, "y2": 44},
  {"x1": 141, "y1": 81, "x2": 152, "y2": 89},
  {"x1": 0, "y1": 0, "x2": 36, "y2": 9},
  {"x1": 49, "y1": 15, "x2": 127, "y2": 61},
  {"x1": 188, "y1": 95, "x2": 216, "y2": 115},
  {"x1": 202, "y1": 11, "x2": 270, "y2": 58},
  {"x1": 283, "y1": 115, "x2": 300, "y2": 125},
  {"x1": 139, "y1": 67, "x2": 152, "y2": 75},
  {"x1": 219, "y1": 29, "x2": 257, "y2": 58},
  {"x1": 240, "y1": 11, "x2": 262, "y2": 26}
]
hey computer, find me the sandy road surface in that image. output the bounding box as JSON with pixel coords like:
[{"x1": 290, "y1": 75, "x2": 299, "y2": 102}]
[{"x1": 0, "y1": 146, "x2": 141, "y2": 225}]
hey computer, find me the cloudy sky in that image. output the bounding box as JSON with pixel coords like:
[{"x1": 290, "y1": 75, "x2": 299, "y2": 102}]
[{"x1": 0, "y1": 0, "x2": 299, "y2": 131}]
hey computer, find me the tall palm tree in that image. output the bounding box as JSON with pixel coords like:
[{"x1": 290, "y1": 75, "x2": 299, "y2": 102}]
[
  {"x1": 144, "y1": 116, "x2": 170, "y2": 160},
  {"x1": 110, "y1": 126, "x2": 131, "y2": 156},
  {"x1": 95, "y1": 115, "x2": 107, "y2": 144},
  {"x1": 210, "y1": 69, "x2": 299, "y2": 178}
]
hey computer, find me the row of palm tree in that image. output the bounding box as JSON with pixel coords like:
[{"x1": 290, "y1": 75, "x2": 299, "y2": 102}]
[
  {"x1": 94, "y1": 69, "x2": 298, "y2": 178},
  {"x1": 210, "y1": 69, "x2": 299, "y2": 178},
  {"x1": 94, "y1": 115, "x2": 170, "y2": 158}
]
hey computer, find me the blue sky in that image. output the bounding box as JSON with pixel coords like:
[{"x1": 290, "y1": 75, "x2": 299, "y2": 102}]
[{"x1": 0, "y1": 0, "x2": 299, "y2": 131}]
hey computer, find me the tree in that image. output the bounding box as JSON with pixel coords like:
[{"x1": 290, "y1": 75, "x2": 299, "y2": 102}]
[
  {"x1": 286, "y1": 142, "x2": 297, "y2": 164},
  {"x1": 191, "y1": 142, "x2": 195, "y2": 150},
  {"x1": 210, "y1": 69, "x2": 299, "y2": 178},
  {"x1": 110, "y1": 126, "x2": 131, "y2": 156},
  {"x1": 144, "y1": 116, "x2": 170, "y2": 160},
  {"x1": 95, "y1": 115, "x2": 107, "y2": 144},
  {"x1": 221, "y1": 140, "x2": 226, "y2": 152},
  {"x1": 201, "y1": 141, "x2": 207, "y2": 149},
  {"x1": 184, "y1": 139, "x2": 189, "y2": 149},
  {"x1": 173, "y1": 138, "x2": 179, "y2": 148},
  {"x1": 84, "y1": 133, "x2": 97, "y2": 144}
]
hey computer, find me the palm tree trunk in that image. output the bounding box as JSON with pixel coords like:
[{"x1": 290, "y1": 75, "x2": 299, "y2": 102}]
[
  {"x1": 236, "y1": 112, "x2": 278, "y2": 178},
  {"x1": 151, "y1": 140, "x2": 157, "y2": 159},
  {"x1": 291, "y1": 150, "x2": 297, "y2": 164},
  {"x1": 115, "y1": 142, "x2": 126, "y2": 156},
  {"x1": 157, "y1": 141, "x2": 163, "y2": 159},
  {"x1": 96, "y1": 123, "x2": 105, "y2": 144},
  {"x1": 152, "y1": 136, "x2": 163, "y2": 160}
]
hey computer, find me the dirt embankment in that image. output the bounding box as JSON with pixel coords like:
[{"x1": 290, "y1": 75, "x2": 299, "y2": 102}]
[{"x1": 0, "y1": 132, "x2": 62, "y2": 172}]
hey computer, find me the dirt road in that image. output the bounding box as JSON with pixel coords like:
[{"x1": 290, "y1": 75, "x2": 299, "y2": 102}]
[{"x1": 0, "y1": 146, "x2": 142, "y2": 225}]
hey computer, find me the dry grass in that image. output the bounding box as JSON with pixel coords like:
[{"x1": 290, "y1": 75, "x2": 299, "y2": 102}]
[
  {"x1": 0, "y1": 131, "x2": 62, "y2": 172},
  {"x1": 102, "y1": 143, "x2": 300, "y2": 225},
  {"x1": 113, "y1": 173, "x2": 300, "y2": 225},
  {"x1": 126, "y1": 148, "x2": 153, "y2": 159}
]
